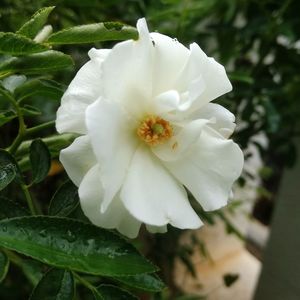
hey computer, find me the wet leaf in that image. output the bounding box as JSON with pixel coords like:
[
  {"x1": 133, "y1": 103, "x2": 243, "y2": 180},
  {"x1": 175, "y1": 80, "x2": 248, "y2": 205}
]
[
  {"x1": 47, "y1": 22, "x2": 138, "y2": 44},
  {"x1": 0, "y1": 149, "x2": 19, "y2": 191},
  {"x1": 114, "y1": 273, "x2": 165, "y2": 292},
  {"x1": 0, "y1": 216, "x2": 156, "y2": 276}
]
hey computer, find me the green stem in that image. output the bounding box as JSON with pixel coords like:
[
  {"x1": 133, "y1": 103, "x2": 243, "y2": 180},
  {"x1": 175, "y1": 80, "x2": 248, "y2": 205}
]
[
  {"x1": 20, "y1": 183, "x2": 37, "y2": 215},
  {"x1": 8, "y1": 130, "x2": 26, "y2": 155},
  {"x1": 16, "y1": 133, "x2": 76, "y2": 157},
  {"x1": 73, "y1": 272, "x2": 99, "y2": 294},
  {"x1": 3, "y1": 91, "x2": 27, "y2": 155},
  {"x1": 26, "y1": 120, "x2": 55, "y2": 136}
]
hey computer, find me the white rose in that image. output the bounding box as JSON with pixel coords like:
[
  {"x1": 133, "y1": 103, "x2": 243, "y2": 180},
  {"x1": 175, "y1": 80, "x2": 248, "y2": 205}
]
[{"x1": 56, "y1": 18, "x2": 244, "y2": 238}]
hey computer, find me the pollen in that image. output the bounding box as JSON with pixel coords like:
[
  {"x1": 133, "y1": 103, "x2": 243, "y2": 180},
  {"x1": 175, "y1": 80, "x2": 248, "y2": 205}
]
[{"x1": 137, "y1": 115, "x2": 173, "y2": 146}]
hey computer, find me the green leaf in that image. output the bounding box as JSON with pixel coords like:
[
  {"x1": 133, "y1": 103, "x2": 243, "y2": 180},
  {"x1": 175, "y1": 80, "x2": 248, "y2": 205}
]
[
  {"x1": 47, "y1": 22, "x2": 138, "y2": 45},
  {"x1": 0, "y1": 149, "x2": 19, "y2": 191},
  {"x1": 0, "y1": 196, "x2": 29, "y2": 220},
  {"x1": 114, "y1": 273, "x2": 165, "y2": 292},
  {"x1": 0, "y1": 33, "x2": 48, "y2": 55},
  {"x1": 14, "y1": 78, "x2": 64, "y2": 102},
  {"x1": 0, "y1": 216, "x2": 156, "y2": 276},
  {"x1": 0, "y1": 110, "x2": 16, "y2": 127},
  {"x1": 0, "y1": 50, "x2": 74, "y2": 77},
  {"x1": 17, "y1": 7, "x2": 55, "y2": 39},
  {"x1": 30, "y1": 139, "x2": 51, "y2": 184},
  {"x1": 223, "y1": 273, "x2": 239, "y2": 287},
  {"x1": 21, "y1": 104, "x2": 42, "y2": 116},
  {"x1": 49, "y1": 181, "x2": 79, "y2": 217},
  {"x1": 0, "y1": 251, "x2": 9, "y2": 282},
  {"x1": 94, "y1": 284, "x2": 138, "y2": 300},
  {"x1": 30, "y1": 268, "x2": 74, "y2": 300}
]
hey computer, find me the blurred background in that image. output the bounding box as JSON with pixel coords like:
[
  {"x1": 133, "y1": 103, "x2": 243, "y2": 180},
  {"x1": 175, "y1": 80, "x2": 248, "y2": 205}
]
[{"x1": 1, "y1": 0, "x2": 300, "y2": 299}]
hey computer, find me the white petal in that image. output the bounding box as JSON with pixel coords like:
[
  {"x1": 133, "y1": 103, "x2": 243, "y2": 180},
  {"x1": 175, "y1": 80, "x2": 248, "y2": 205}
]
[
  {"x1": 152, "y1": 119, "x2": 209, "y2": 161},
  {"x1": 101, "y1": 19, "x2": 153, "y2": 117},
  {"x1": 154, "y1": 90, "x2": 180, "y2": 114},
  {"x1": 88, "y1": 48, "x2": 111, "y2": 61},
  {"x1": 164, "y1": 129, "x2": 244, "y2": 211},
  {"x1": 193, "y1": 103, "x2": 236, "y2": 138},
  {"x1": 79, "y1": 165, "x2": 141, "y2": 238},
  {"x1": 150, "y1": 32, "x2": 190, "y2": 96},
  {"x1": 175, "y1": 43, "x2": 232, "y2": 111},
  {"x1": 85, "y1": 99, "x2": 138, "y2": 212},
  {"x1": 56, "y1": 50, "x2": 110, "y2": 134},
  {"x1": 120, "y1": 145, "x2": 202, "y2": 229},
  {"x1": 60, "y1": 135, "x2": 96, "y2": 186},
  {"x1": 146, "y1": 224, "x2": 168, "y2": 234}
]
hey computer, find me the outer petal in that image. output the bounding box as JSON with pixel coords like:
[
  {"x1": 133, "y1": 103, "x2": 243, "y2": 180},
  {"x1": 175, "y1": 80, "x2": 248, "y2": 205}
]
[
  {"x1": 101, "y1": 18, "x2": 153, "y2": 117},
  {"x1": 146, "y1": 225, "x2": 168, "y2": 234},
  {"x1": 79, "y1": 165, "x2": 141, "y2": 238},
  {"x1": 152, "y1": 119, "x2": 209, "y2": 161},
  {"x1": 164, "y1": 129, "x2": 244, "y2": 211},
  {"x1": 85, "y1": 99, "x2": 138, "y2": 212},
  {"x1": 56, "y1": 49, "x2": 110, "y2": 134},
  {"x1": 60, "y1": 135, "x2": 96, "y2": 186},
  {"x1": 193, "y1": 103, "x2": 236, "y2": 138},
  {"x1": 150, "y1": 32, "x2": 190, "y2": 96},
  {"x1": 120, "y1": 145, "x2": 202, "y2": 229},
  {"x1": 175, "y1": 43, "x2": 232, "y2": 111}
]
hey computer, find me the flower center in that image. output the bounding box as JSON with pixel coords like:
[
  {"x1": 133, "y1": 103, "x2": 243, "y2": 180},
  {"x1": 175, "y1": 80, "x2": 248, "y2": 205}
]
[{"x1": 137, "y1": 115, "x2": 173, "y2": 146}]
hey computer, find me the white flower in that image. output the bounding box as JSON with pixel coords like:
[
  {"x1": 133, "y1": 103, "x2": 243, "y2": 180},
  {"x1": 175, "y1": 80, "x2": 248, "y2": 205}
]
[{"x1": 56, "y1": 18, "x2": 244, "y2": 238}]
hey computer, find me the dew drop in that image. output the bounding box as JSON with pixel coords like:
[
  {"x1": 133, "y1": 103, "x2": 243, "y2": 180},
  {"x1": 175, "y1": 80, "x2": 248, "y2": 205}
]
[
  {"x1": 66, "y1": 230, "x2": 76, "y2": 243},
  {"x1": 39, "y1": 229, "x2": 47, "y2": 238}
]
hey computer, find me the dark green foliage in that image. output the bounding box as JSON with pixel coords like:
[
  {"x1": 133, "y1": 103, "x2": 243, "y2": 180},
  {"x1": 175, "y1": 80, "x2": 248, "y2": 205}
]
[
  {"x1": 30, "y1": 139, "x2": 51, "y2": 184},
  {"x1": 94, "y1": 284, "x2": 138, "y2": 300},
  {"x1": 0, "y1": 251, "x2": 9, "y2": 282},
  {"x1": 49, "y1": 180, "x2": 79, "y2": 217},
  {"x1": 30, "y1": 268, "x2": 74, "y2": 300},
  {"x1": 0, "y1": 196, "x2": 29, "y2": 220}
]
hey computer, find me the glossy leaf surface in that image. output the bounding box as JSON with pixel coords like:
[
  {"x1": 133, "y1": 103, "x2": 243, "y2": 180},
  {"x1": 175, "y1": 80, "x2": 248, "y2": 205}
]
[{"x1": 0, "y1": 216, "x2": 156, "y2": 276}]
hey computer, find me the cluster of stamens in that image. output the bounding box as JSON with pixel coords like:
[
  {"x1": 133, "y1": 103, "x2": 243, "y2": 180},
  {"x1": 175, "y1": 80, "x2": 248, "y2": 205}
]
[{"x1": 137, "y1": 115, "x2": 173, "y2": 146}]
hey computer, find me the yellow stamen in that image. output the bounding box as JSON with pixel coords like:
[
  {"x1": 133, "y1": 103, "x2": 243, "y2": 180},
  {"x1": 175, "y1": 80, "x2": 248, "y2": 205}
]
[{"x1": 137, "y1": 115, "x2": 173, "y2": 146}]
